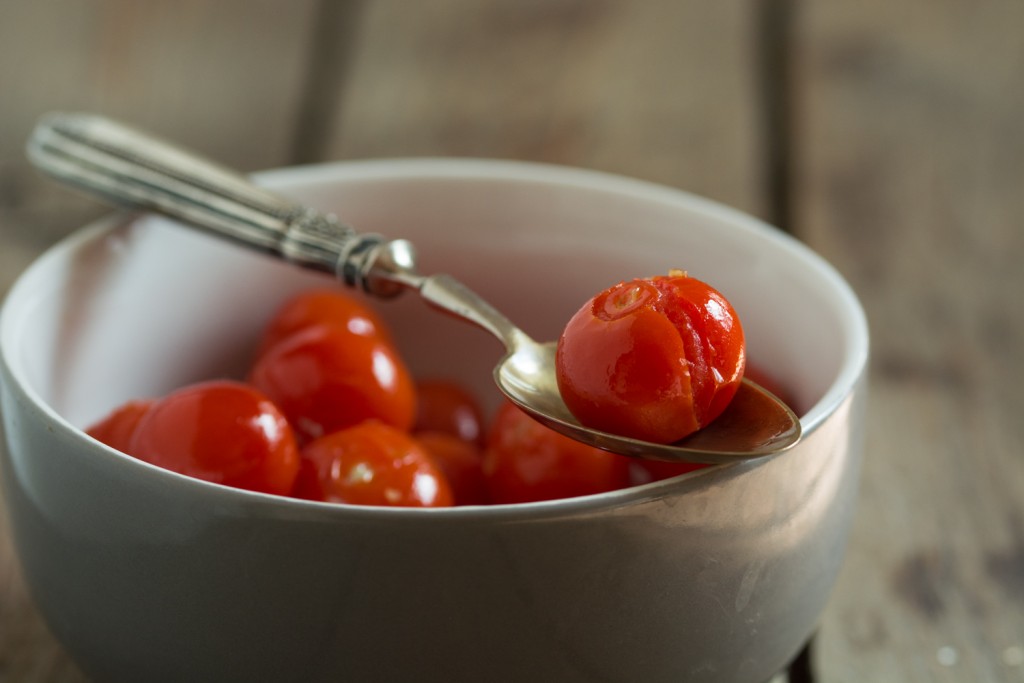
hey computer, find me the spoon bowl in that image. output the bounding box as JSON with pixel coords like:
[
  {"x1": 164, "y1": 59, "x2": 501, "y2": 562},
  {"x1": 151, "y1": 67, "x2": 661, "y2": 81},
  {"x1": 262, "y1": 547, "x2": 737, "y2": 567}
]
[
  {"x1": 27, "y1": 112, "x2": 801, "y2": 463},
  {"x1": 499, "y1": 345, "x2": 802, "y2": 463}
]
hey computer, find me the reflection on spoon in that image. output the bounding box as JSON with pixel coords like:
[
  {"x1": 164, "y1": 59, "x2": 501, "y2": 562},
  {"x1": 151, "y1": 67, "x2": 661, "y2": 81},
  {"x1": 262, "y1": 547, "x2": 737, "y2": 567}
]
[{"x1": 27, "y1": 112, "x2": 801, "y2": 465}]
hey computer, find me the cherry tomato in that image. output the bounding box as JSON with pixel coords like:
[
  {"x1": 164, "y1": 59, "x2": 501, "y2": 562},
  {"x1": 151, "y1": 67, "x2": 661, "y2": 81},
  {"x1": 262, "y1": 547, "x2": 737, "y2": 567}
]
[
  {"x1": 413, "y1": 379, "x2": 485, "y2": 446},
  {"x1": 294, "y1": 421, "x2": 453, "y2": 507},
  {"x1": 556, "y1": 270, "x2": 745, "y2": 444},
  {"x1": 127, "y1": 380, "x2": 300, "y2": 496},
  {"x1": 86, "y1": 399, "x2": 154, "y2": 452},
  {"x1": 415, "y1": 431, "x2": 488, "y2": 505},
  {"x1": 256, "y1": 288, "x2": 392, "y2": 358},
  {"x1": 483, "y1": 402, "x2": 632, "y2": 504},
  {"x1": 248, "y1": 324, "x2": 416, "y2": 442}
]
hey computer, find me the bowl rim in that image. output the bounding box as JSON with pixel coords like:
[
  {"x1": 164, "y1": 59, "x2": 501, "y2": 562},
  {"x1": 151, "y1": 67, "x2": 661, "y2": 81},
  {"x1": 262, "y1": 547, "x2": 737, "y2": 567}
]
[{"x1": 0, "y1": 157, "x2": 869, "y2": 521}]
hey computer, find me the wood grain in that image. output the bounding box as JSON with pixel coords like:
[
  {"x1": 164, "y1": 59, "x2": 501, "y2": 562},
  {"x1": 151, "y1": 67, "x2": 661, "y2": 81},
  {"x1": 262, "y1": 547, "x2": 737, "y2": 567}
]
[
  {"x1": 323, "y1": 0, "x2": 768, "y2": 219},
  {"x1": 0, "y1": 0, "x2": 323, "y2": 253},
  {"x1": 0, "y1": 0, "x2": 321, "y2": 169},
  {"x1": 792, "y1": 2, "x2": 1024, "y2": 681}
]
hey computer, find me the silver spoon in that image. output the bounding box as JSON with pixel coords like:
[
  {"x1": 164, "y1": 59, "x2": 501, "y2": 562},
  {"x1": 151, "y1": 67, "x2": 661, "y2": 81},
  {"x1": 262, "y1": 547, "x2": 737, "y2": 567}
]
[{"x1": 26, "y1": 112, "x2": 801, "y2": 464}]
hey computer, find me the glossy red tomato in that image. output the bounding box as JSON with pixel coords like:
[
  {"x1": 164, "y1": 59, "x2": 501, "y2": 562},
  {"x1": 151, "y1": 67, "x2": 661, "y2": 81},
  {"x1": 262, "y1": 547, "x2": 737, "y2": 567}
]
[
  {"x1": 86, "y1": 399, "x2": 154, "y2": 453},
  {"x1": 256, "y1": 288, "x2": 392, "y2": 358},
  {"x1": 483, "y1": 402, "x2": 632, "y2": 504},
  {"x1": 415, "y1": 431, "x2": 488, "y2": 505},
  {"x1": 294, "y1": 421, "x2": 453, "y2": 507},
  {"x1": 127, "y1": 380, "x2": 300, "y2": 495},
  {"x1": 413, "y1": 379, "x2": 485, "y2": 446},
  {"x1": 556, "y1": 270, "x2": 745, "y2": 444},
  {"x1": 248, "y1": 324, "x2": 416, "y2": 442}
]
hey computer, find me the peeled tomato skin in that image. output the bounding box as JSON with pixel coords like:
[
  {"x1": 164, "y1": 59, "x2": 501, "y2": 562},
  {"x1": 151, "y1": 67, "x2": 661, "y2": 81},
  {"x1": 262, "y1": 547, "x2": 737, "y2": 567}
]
[
  {"x1": 648, "y1": 274, "x2": 747, "y2": 426},
  {"x1": 556, "y1": 299, "x2": 700, "y2": 444}
]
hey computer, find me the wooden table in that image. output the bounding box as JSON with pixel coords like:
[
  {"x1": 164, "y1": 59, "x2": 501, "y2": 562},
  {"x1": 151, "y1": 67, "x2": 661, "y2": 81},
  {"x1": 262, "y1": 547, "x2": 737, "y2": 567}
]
[{"x1": 1, "y1": 2, "x2": 1021, "y2": 681}]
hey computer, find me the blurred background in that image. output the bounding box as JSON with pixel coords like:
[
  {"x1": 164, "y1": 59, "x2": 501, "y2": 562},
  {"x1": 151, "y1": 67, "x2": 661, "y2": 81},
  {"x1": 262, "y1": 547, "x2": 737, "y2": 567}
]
[{"x1": 1, "y1": 1, "x2": 1022, "y2": 681}]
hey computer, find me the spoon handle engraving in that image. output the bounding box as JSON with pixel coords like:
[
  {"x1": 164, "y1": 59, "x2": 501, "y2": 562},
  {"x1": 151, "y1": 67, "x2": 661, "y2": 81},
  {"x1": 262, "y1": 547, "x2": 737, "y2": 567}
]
[{"x1": 27, "y1": 112, "x2": 395, "y2": 293}]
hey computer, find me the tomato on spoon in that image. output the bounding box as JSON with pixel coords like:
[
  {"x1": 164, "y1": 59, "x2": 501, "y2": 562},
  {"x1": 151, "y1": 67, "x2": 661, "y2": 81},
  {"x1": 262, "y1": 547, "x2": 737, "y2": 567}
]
[{"x1": 556, "y1": 270, "x2": 745, "y2": 444}]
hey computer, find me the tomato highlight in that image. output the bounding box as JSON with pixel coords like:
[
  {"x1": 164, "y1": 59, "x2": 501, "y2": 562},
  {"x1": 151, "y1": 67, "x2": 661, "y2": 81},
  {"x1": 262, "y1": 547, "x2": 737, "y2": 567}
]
[
  {"x1": 556, "y1": 271, "x2": 745, "y2": 444},
  {"x1": 127, "y1": 381, "x2": 300, "y2": 496},
  {"x1": 249, "y1": 325, "x2": 416, "y2": 442},
  {"x1": 295, "y1": 421, "x2": 453, "y2": 507}
]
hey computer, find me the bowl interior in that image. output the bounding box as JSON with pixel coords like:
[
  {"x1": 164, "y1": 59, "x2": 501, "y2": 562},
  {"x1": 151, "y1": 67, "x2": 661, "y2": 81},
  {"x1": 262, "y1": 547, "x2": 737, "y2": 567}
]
[{"x1": 2, "y1": 159, "x2": 866, "y2": 451}]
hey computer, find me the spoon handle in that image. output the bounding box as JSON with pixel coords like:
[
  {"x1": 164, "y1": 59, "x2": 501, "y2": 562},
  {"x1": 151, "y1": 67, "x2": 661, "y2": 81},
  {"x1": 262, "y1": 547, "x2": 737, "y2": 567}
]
[{"x1": 26, "y1": 112, "x2": 406, "y2": 296}]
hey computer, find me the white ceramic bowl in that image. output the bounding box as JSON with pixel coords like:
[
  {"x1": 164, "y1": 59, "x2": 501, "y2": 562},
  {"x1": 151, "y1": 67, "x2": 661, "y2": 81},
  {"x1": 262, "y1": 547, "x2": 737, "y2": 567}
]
[{"x1": 0, "y1": 159, "x2": 868, "y2": 683}]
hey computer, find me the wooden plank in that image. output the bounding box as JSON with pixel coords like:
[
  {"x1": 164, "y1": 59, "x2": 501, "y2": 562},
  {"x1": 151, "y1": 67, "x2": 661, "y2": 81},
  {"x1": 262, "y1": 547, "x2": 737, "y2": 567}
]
[
  {"x1": 322, "y1": 0, "x2": 767, "y2": 218},
  {"x1": 0, "y1": 0, "x2": 320, "y2": 169},
  {"x1": 792, "y1": 2, "x2": 1024, "y2": 681},
  {"x1": 0, "y1": 0, "x2": 322, "y2": 253}
]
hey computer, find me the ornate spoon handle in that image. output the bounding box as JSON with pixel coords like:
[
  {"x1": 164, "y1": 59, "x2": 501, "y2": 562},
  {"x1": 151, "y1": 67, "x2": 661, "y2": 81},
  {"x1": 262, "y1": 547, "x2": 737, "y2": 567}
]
[
  {"x1": 26, "y1": 112, "x2": 407, "y2": 296},
  {"x1": 27, "y1": 112, "x2": 523, "y2": 347}
]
